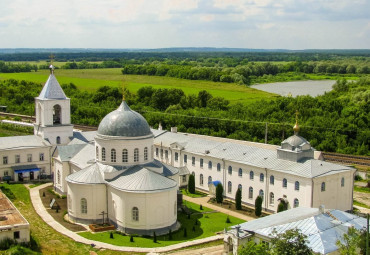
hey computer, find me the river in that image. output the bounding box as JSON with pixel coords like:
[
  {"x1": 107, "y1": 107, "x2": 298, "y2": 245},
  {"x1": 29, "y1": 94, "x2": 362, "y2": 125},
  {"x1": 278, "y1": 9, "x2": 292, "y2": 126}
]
[{"x1": 251, "y1": 80, "x2": 336, "y2": 97}]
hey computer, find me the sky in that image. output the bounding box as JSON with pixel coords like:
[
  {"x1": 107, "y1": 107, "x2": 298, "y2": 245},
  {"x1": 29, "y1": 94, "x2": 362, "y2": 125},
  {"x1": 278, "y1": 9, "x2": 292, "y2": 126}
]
[{"x1": 0, "y1": 0, "x2": 369, "y2": 49}]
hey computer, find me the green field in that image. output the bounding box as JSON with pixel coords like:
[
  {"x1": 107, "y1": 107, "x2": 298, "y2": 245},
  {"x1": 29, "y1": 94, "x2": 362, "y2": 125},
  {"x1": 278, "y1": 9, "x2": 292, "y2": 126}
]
[{"x1": 0, "y1": 69, "x2": 278, "y2": 104}]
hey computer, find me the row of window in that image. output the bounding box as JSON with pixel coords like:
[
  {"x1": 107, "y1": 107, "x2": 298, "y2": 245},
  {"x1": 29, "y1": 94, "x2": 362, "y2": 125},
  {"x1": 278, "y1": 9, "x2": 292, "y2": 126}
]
[
  {"x1": 2, "y1": 153, "x2": 44, "y2": 165},
  {"x1": 97, "y1": 147, "x2": 148, "y2": 162},
  {"x1": 79, "y1": 199, "x2": 176, "y2": 221}
]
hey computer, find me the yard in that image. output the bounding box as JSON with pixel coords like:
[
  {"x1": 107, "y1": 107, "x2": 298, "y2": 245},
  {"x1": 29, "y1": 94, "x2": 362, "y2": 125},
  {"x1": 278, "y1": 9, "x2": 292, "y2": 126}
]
[{"x1": 78, "y1": 201, "x2": 245, "y2": 248}]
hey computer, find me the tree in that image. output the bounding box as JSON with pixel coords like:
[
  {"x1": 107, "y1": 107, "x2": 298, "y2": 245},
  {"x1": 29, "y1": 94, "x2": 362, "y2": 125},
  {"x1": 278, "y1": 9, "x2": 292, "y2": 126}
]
[
  {"x1": 216, "y1": 183, "x2": 224, "y2": 203},
  {"x1": 336, "y1": 227, "x2": 361, "y2": 255},
  {"x1": 238, "y1": 241, "x2": 269, "y2": 255},
  {"x1": 270, "y1": 228, "x2": 312, "y2": 255},
  {"x1": 153, "y1": 231, "x2": 157, "y2": 243},
  {"x1": 255, "y1": 196, "x2": 262, "y2": 217},
  {"x1": 235, "y1": 188, "x2": 242, "y2": 210},
  {"x1": 188, "y1": 174, "x2": 195, "y2": 194}
]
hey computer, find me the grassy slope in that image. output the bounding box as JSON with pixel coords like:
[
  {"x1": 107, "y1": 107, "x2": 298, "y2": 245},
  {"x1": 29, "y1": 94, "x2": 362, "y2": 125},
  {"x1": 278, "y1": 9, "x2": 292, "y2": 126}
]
[
  {"x1": 79, "y1": 201, "x2": 244, "y2": 248},
  {"x1": 0, "y1": 184, "x2": 134, "y2": 255},
  {"x1": 0, "y1": 69, "x2": 277, "y2": 104}
]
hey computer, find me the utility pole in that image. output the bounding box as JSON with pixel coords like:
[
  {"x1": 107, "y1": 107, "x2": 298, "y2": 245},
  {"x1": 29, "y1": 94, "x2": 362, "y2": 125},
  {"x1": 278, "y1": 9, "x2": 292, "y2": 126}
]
[{"x1": 265, "y1": 122, "x2": 268, "y2": 144}]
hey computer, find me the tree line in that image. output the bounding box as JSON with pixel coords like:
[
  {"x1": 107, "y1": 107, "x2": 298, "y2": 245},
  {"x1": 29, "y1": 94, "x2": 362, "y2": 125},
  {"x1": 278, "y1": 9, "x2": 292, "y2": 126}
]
[
  {"x1": 0, "y1": 61, "x2": 38, "y2": 73},
  {"x1": 0, "y1": 77, "x2": 368, "y2": 155}
]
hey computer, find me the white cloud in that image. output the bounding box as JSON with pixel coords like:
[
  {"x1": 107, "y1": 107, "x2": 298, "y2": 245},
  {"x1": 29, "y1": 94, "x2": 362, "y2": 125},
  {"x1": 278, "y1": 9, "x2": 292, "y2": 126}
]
[{"x1": 0, "y1": 0, "x2": 368, "y2": 48}]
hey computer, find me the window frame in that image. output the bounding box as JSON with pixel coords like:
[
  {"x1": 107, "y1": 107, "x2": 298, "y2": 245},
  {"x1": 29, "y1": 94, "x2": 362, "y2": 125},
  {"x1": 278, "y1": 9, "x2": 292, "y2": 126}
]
[
  {"x1": 122, "y1": 149, "x2": 128, "y2": 162},
  {"x1": 134, "y1": 148, "x2": 139, "y2": 162}
]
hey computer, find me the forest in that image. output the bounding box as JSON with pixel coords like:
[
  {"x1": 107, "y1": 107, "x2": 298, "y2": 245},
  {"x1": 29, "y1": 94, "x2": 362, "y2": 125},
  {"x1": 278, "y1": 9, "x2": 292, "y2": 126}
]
[{"x1": 0, "y1": 77, "x2": 368, "y2": 156}]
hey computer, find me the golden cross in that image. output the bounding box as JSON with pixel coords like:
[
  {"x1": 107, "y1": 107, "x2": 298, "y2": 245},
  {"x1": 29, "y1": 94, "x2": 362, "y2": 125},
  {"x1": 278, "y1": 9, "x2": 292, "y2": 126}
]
[
  {"x1": 295, "y1": 110, "x2": 299, "y2": 123},
  {"x1": 49, "y1": 54, "x2": 55, "y2": 65}
]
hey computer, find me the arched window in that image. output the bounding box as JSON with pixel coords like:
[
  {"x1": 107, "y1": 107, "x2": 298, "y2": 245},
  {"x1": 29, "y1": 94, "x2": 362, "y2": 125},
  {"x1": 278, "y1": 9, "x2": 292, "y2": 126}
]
[
  {"x1": 175, "y1": 152, "x2": 178, "y2": 161},
  {"x1": 102, "y1": 147, "x2": 106, "y2": 161},
  {"x1": 295, "y1": 181, "x2": 300, "y2": 191},
  {"x1": 200, "y1": 174, "x2": 204, "y2": 186},
  {"x1": 134, "y1": 148, "x2": 139, "y2": 162},
  {"x1": 165, "y1": 150, "x2": 168, "y2": 159},
  {"x1": 81, "y1": 198, "x2": 87, "y2": 214},
  {"x1": 238, "y1": 184, "x2": 242, "y2": 192},
  {"x1": 250, "y1": 171, "x2": 254, "y2": 180},
  {"x1": 184, "y1": 154, "x2": 187, "y2": 163},
  {"x1": 122, "y1": 149, "x2": 128, "y2": 162},
  {"x1": 259, "y1": 189, "x2": 264, "y2": 201},
  {"x1": 208, "y1": 176, "x2": 212, "y2": 184},
  {"x1": 248, "y1": 187, "x2": 253, "y2": 199},
  {"x1": 270, "y1": 175, "x2": 274, "y2": 185},
  {"x1": 228, "y1": 166, "x2": 232, "y2": 175},
  {"x1": 57, "y1": 170, "x2": 60, "y2": 184},
  {"x1": 341, "y1": 177, "x2": 345, "y2": 187},
  {"x1": 132, "y1": 207, "x2": 139, "y2": 221},
  {"x1": 156, "y1": 148, "x2": 159, "y2": 157},
  {"x1": 217, "y1": 163, "x2": 221, "y2": 171},
  {"x1": 96, "y1": 146, "x2": 99, "y2": 159},
  {"x1": 208, "y1": 161, "x2": 212, "y2": 169},
  {"x1": 111, "y1": 149, "x2": 116, "y2": 162},
  {"x1": 283, "y1": 178, "x2": 287, "y2": 188},
  {"x1": 53, "y1": 104, "x2": 61, "y2": 124},
  {"x1": 228, "y1": 181, "x2": 232, "y2": 193},
  {"x1": 270, "y1": 192, "x2": 274, "y2": 205},
  {"x1": 56, "y1": 136, "x2": 61, "y2": 144},
  {"x1": 321, "y1": 182, "x2": 326, "y2": 192},
  {"x1": 160, "y1": 149, "x2": 163, "y2": 158},
  {"x1": 294, "y1": 198, "x2": 299, "y2": 208},
  {"x1": 238, "y1": 168, "x2": 243, "y2": 177},
  {"x1": 192, "y1": 171, "x2": 195, "y2": 176},
  {"x1": 144, "y1": 147, "x2": 148, "y2": 161},
  {"x1": 260, "y1": 173, "x2": 264, "y2": 182}
]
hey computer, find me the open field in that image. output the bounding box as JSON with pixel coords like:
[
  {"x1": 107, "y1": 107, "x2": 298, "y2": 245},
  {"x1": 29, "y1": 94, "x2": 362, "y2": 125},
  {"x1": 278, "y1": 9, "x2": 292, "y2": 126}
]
[{"x1": 0, "y1": 69, "x2": 278, "y2": 104}]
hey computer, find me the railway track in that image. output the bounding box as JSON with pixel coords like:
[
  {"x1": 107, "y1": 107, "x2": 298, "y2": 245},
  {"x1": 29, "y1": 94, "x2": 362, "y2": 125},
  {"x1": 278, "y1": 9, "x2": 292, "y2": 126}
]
[
  {"x1": 1, "y1": 111, "x2": 369, "y2": 166},
  {"x1": 0, "y1": 112, "x2": 97, "y2": 131}
]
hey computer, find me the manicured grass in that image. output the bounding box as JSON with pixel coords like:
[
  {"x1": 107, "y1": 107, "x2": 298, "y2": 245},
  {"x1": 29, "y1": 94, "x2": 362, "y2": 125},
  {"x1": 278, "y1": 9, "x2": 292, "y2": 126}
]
[
  {"x1": 180, "y1": 189, "x2": 208, "y2": 198},
  {"x1": 354, "y1": 186, "x2": 370, "y2": 193},
  {"x1": 78, "y1": 201, "x2": 244, "y2": 247},
  {"x1": 0, "y1": 183, "x2": 134, "y2": 255},
  {"x1": 0, "y1": 69, "x2": 277, "y2": 105},
  {"x1": 353, "y1": 200, "x2": 370, "y2": 209}
]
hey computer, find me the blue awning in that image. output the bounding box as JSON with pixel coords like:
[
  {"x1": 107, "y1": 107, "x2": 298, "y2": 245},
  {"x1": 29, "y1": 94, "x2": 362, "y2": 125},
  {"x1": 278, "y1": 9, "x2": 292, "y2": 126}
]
[{"x1": 14, "y1": 168, "x2": 40, "y2": 173}]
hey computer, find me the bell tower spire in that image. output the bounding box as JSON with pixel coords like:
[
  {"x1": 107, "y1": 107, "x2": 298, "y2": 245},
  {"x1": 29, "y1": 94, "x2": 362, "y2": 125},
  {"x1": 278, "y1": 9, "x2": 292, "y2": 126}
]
[{"x1": 34, "y1": 57, "x2": 73, "y2": 145}]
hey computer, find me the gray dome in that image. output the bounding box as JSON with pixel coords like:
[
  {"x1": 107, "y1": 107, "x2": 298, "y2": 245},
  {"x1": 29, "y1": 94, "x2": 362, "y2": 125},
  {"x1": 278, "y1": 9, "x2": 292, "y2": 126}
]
[
  {"x1": 97, "y1": 101, "x2": 152, "y2": 137},
  {"x1": 282, "y1": 135, "x2": 309, "y2": 147}
]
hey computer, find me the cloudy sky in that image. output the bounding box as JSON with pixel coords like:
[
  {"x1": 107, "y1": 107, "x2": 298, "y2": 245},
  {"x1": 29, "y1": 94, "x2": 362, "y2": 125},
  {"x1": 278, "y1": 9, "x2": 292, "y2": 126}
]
[{"x1": 1, "y1": 0, "x2": 369, "y2": 49}]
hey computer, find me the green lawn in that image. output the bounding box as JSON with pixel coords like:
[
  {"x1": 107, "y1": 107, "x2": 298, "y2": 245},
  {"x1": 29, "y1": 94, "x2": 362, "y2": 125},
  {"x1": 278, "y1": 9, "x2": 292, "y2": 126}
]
[
  {"x1": 180, "y1": 189, "x2": 208, "y2": 198},
  {"x1": 0, "y1": 183, "x2": 136, "y2": 255},
  {"x1": 353, "y1": 200, "x2": 370, "y2": 209},
  {"x1": 354, "y1": 186, "x2": 370, "y2": 193},
  {"x1": 0, "y1": 69, "x2": 277, "y2": 105},
  {"x1": 78, "y1": 201, "x2": 244, "y2": 248}
]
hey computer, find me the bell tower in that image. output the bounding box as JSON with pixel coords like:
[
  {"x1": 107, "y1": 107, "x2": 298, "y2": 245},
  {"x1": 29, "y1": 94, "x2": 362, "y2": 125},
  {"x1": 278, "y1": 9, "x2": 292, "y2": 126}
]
[{"x1": 34, "y1": 64, "x2": 73, "y2": 145}]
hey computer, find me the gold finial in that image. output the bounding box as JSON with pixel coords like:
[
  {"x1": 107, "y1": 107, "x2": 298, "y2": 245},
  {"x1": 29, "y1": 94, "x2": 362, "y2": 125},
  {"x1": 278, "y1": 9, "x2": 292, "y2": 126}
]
[{"x1": 293, "y1": 110, "x2": 300, "y2": 134}]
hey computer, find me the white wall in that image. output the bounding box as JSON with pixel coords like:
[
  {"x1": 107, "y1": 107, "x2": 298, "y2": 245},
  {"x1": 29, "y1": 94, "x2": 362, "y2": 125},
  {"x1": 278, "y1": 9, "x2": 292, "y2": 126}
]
[{"x1": 108, "y1": 186, "x2": 177, "y2": 231}]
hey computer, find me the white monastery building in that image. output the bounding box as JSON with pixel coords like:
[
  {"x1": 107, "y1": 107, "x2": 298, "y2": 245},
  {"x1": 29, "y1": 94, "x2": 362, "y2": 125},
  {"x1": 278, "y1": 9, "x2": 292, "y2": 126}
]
[{"x1": 0, "y1": 67, "x2": 356, "y2": 235}]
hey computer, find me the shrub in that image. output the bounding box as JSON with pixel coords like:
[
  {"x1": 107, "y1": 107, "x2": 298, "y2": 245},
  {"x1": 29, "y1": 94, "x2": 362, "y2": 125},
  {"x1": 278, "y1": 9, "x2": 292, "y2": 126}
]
[
  {"x1": 183, "y1": 228, "x2": 187, "y2": 237},
  {"x1": 255, "y1": 196, "x2": 262, "y2": 217},
  {"x1": 130, "y1": 235, "x2": 134, "y2": 242},
  {"x1": 153, "y1": 232, "x2": 157, "y2": 243},
  {"x1": 235, "y1": 188, "x2": 242, "y2": 210},
  {"x1": 0, "y1": 237, "x2": 16, "y2": 250},
  {"x1": 169, "y1": 229, "x2": 172, "y2": 240},
  {"x1": 188, "y1": 174, "x2": 195, "y2": 194},
  {"x1": 216, "y1": 183, "x2": 223, "y2": 203},
  {"x1": 226, "y1": 216, "x2": 231, "y2": 223}
]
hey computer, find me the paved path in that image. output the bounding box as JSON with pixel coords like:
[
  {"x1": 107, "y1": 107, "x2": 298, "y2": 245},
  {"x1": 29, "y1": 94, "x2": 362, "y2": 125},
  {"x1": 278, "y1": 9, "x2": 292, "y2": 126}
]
[
  {"x1": 163, "y1": 244, "x2": 224, "y2": 255},
  {"x1": 183, "y1": 195, "x2": 256, "y2": 222},
  {"x1": 29, "y1": 183, "x2": 224, "y2": 254}
]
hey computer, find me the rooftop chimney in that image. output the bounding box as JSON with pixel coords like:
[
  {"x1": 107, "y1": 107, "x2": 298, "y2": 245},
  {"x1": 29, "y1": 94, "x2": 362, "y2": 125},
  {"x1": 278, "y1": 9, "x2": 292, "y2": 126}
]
[{"x1": 171, "y1": 127, "x2": 177, "y2": 133}]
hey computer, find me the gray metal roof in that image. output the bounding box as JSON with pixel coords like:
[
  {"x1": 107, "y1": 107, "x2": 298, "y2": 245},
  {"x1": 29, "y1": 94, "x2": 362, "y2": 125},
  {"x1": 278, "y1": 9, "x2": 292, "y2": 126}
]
[
  {"x1": 97, "y1": 101, "x2": 152, "y2": 137},
  {"x1": 153, "y1": 131, "x2": 354, "y2": 178},
  {"x1": 232, "y1": 207, "x2": 367, "y2": 255},
  {"x1": 178, "y1": 166, "x2": 190, "y2": 176},
  {"x1": 282, "y1": 134, "x2": 310, "y2": 147},
  {"x1": 0, "y1": 135, "x2": 51, "y2": 150},
  {"x1": 108, "y1": 165, "x2": 177, "y2": 193},
  {"x1": 66, "y1": 163, "x2": 105, "y2": 184},
  {"x1": 57, "y1": 144, "x2": 86, "y2": 162},
  {"x1": 37, "y1": 74, "x2": 67, "y2": 100},
  {"x1": 69, "y1": 143, "x2": 95, "y2": 169},
  {"x1": 70, "y1": 131, "x2": 96, "y2": 144}
]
